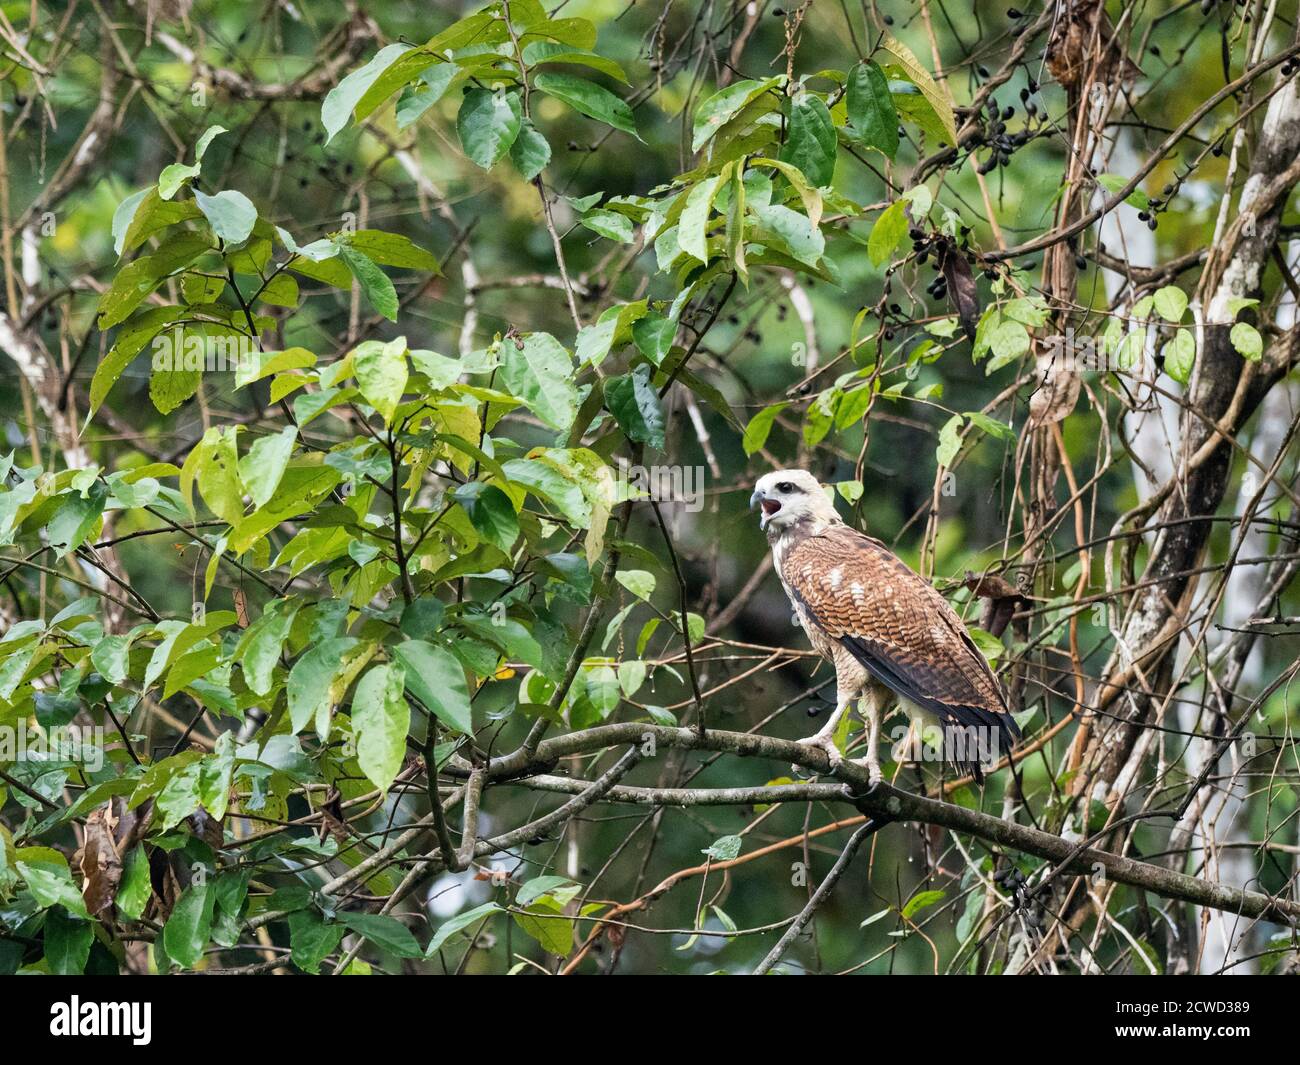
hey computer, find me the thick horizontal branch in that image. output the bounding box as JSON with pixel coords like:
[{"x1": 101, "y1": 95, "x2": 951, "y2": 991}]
[{"x1": 475, "y1": 724, "x2": 1300, "y2": 927}]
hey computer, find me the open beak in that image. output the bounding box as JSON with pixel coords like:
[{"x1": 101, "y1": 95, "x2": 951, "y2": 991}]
[{"x1": 750, "y1": 488, "x2": 781, "y2": 528}]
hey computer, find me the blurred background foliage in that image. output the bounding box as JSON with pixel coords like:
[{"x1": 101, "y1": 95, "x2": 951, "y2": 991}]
[{"x1": 1, "y1": 0, "x2": 1299, "y2": 974}]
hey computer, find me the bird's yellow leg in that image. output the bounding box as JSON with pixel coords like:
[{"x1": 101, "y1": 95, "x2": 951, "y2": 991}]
[
  {"x1": 859, "y1": 693, "x2": 883, "y2": 785},
  {"x1": 796, "y1": 697, "x2": 851, "y2": 773}
]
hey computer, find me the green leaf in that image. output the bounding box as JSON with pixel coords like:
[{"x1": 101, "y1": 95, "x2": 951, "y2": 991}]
[
  {"x1": 1153, "y1": 286, "x2": 1188, "y2": 323},
  {"x1": 338, "y1": 912, "x2": 423, "y2": 958},
  {"x1": 322, "y1": 43, "x2": 414, "y2": 143},
  {"x1": 512, "y1": 897, "x2": 573, "y2": 956},
  {"x1": 18, "y1": 857, "x2": 89, "y2": 918},
  {"x1": 743, "y1": 401, "x2": 788, "y2": 456},
  {"x1": 1231, "y1": 321, "x2": 1262, "y2": 360},
  {"x1": 879, "y1": 34, "x2": 955, "y2": 145},
  {"x1": 847, "y1": 61, "x2": 899, "y2": 158},
  {"x1": 500, "y1": 333, "x2": 578, "y2": 431},
  {"x1": 352, "y1": 337, "x2": 409, "y2": 423},
  {"x1": 238, "y1": 425, "x2": 297, "y2": 508},
  {"x1": 936, "y1": 414, "x2": 963, "y2": 467},
  {"x1": 115, "y1": 846, "x2": 152, "y2": 921},
  {"x1": 194, "y1": 189, "x2": 257, "y2": 246},
  {"x1": 534, "y1": 73, "x2": 639, "y2": 139},
  {"x1": 237, "y1": 599, "x2": 299, "y2": 696},
  {"x1": 391, "y1": 640, "x2": 473, "y2": 734},
  {"x1": 1163, "y1": 329, "x2": 1195, "y2": 384},
  {"x1": 457, "y1": 88, "x2": 522, "y2": 169},
  {"x1": 96, "y1": 232, "x2": 210, "y2": 329},
  {"x1": 868, "y1": 200, "x2": 908, "y2": 267},
  {"x1": 287, "y1": 637, "x2": 361, "y2": 734},
  {"x1": 632, "y1": 314, "x2": 676, "y2": 365},
  {"x1": 579, "y1": 209, "x2": 634, "y2": 243},
  {"x1": 47, "y1": 480, "x2": 108, "y2": 559},
  {"x1": 751, "y1": 203, "x2": 824, "y2": 266},
  {"x1": 510, "y1": 117, "x2": 551, "y2": 180},
  {"x1": 1096, "y1": 173, "x2": 1150, "y2": 210},
  {"x1": 194, "y1": 425, "x2": 244, "y2": 526},
  {"x1": 427, "y1": 902, "x2": 503, "y2": 956},
  {"x1": 679, "y1": 176, "x2": 722, "y2": 263},
  {"x1": 289, "y1": 910, "x2": 344, "y2": 974},
  {"x1": 454, "y1": 482, "x2": 520, "y2": 553},
  {"x1": 352, "y1": 663, "x2": 410, "y2": 794},
  {"x1": 342, "y1": 230, "x2": 440, "y2": 272},
  {"x1": 605, "y1": 366, "x2": 665, "y2": 449},
  {"x1": 780, "y1": 93, "x2": 836, "y2": 187},
  {"x1": 702, "y1": 835, "x2": 742, "y2": 861},
  {"x1": 43, "y1": 908, "x2": 93, "y2": 975},
  {"x1": 88, "y1": 306, "x2": 185, "y2": 415},
  {"x1": 111, "y1": 188, "x2": 151, "y2": 256},
  {"x1": 901, "y1": 888, "x2": 946, "y2": 920},
  {"x1": 692, "y1": 77, "x2": 782, "y2": 152},
  {"x1": 163, "y1": 881, "x2": 214, "y2": 969},
  {"x1": 396, "y1": 63, "x2": 460, "y2": 128},
  {"x1": 522, "y1": 41, "x2": 628, "y2": 82},
  {"x1": 337, "y1": 245, "x2": 399, "y2": 322}
]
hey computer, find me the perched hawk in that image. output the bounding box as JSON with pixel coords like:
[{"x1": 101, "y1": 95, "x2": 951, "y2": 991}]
[{"x1": 751, "y1": 470, "x2": 1018, "y2": 784}]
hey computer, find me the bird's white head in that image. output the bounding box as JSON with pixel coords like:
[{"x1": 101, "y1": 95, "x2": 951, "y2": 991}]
[{"x1": 750, "y1": 470, "x2": 841, "y2": 533}]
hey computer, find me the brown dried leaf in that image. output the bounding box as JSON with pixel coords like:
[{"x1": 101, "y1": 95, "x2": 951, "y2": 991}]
[{"x1": 938, "y1": 241, "x2": 979, "y2": 340}]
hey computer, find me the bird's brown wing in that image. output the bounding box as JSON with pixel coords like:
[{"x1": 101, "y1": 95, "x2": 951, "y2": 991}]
[{"x1": 780, "y1": 523, "x2": 1018, "y2": 747}]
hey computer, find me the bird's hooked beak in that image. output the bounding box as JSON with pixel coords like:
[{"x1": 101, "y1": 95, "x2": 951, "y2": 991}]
[{"x1": 750, "y1": 487, "x2": 782, "y2": 528}]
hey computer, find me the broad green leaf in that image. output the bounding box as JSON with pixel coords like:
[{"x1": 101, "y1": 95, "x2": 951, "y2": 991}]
[
  {"x1": 936, "y1": 413, "x2": 963, "y2": 467},
  {"x1": 287, "y1": 637, "x2": 361, "y2": 734},
  {"x1": 342, "y1": 230, "x2": 440, "y2": 272},
  {"x1": 289, "y1": 910, "x2": 344, "y2": 974},
  {"x1": 533, "y1": 73, "x2": 639, "y2": 139},
  {"x1": 1231, "y1": 321, "x2": 1262, "y2": 360},
  {"x1": 396, "y1": 63, "x2": 460, "y2": 128},
  {"x1": 391, "y1": 640, "x2": 473, "y2": 734},
  {"x1": 351, "y1": 663, "x2": 410, "y2": 794},
  {"x1": 239, "y1": 425, "x2": 297, "y2": 508},
  {"x1": 163, "y1": 881, "x2": 214, "y2": 969},
  {"x1": 194, "y1": 189, "x2": 257, "y2": 246},
  {"x1": 743, "y1": 402, "x2": 788, "y2": 456},
  {"x1": 579, "y1": 209, "x2": 634, "y2": 243},
  {"x1": 879, "y1": 34, "x2": 956, "y2": 145},
  {"x1": 338, "y1": 912, "x2": 423, "y2": 958},
  {"x1": 353, "y1": 337, "x2": 409, "y2": 423},
  {"x1": 500, "y1": 333, "x2": 578, "y2": 431},
  {"x1": 453, "y1": 482, "x2": 520, "y2": 552},
  {"x1": 338, "y1": 246, "x2": 399, "y2": 322},
  {"x1": 427, "y1": 902, "x2": 503, "y2": 955},
  {"x1": 1163, "y1": 329, "x2": 1195, "y2": 384},
  {"x1": 115, "y1": 846, "x2": 152, "y2": 921},
  {"x1": 868, "y1": 200, "x2": 908, "y2": 267},
  {"x1": 43, "y1": 908, "x2": 93, "y2": 975},
  {"x1": 322, "y1": 43, "x2": 413, "y2": 143},
  {"x1": 752, "y1": 202, "x2": 824, "y2": 266},
  {"x1": 901, "y1": 888, "x2": 946, "y2": 920},
  {"x1": 780, "y1": 92, "x2": 836, "y2": 187},
  {"x1": 605, "y1": 366, "x2": 665, "y2": 449},
  {"x1": 1153, "y1": 286, "x2": 1188, "y2": 323},
  {"x1": 521, "y1": 41, "x2": 628, "y2": 83},
  {"x1": 703, "y1": 835, "x2": 742, "y2": 861},
  {"x1": 679, "y1": 176, "x2": 722, "y2": 263},
  {"x1": 692, "y1": 77, "x2": 782, "y2": 152},
  {"x1": 510, "y1": 117, "x2": 551, "y2": 180},
  {"x1": 237, "y1": 599, "x2": 300, "y2": 696},
  {"x1": 457, "y1": 88, "x2": 522, "y2": 169},
  {"x1": 847, "y1": 61, "x2": 899, "y2": 158}
]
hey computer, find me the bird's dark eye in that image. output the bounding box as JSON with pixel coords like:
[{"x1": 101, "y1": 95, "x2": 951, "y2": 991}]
[{"x1": 777, "y1": 481, "x2": 795, "y2": 493}]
